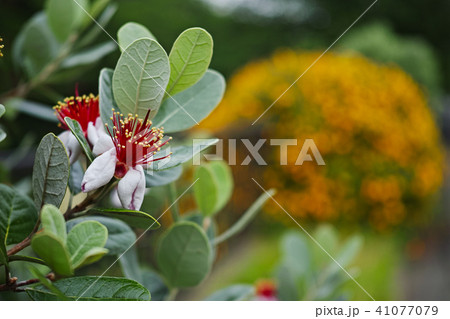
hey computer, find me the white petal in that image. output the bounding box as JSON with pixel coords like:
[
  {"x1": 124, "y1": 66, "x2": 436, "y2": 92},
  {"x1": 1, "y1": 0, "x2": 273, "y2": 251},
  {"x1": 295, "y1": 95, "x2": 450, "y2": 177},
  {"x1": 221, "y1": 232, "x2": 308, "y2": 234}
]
[
  {"x1": 87, "y1": 121, "x2": 99, "y2": 146},
  {"x1": 92, "y1": 134, "x2": 115, "y2": 156},
  {"x1": 81, "y1": 148, "x2": 116, "y2": 192},
  {"x1": 58, "y1": 131, "x2": 81, "y2": 164},
  {"x1": 95, "y1": 117, "x2": 103, "y2": 130},
  {"x1": 109, "y1": 187, "x2": 122, "y2": 208},
  {"x1": 117, "y1": 165, "x2": 146, "y2": 210}
]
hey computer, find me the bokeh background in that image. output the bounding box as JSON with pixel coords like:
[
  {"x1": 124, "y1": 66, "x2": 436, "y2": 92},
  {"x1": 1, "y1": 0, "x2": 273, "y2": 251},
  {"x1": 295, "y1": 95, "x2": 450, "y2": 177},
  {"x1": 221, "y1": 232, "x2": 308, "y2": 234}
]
[{"x1": 1, "y1": 0, "x2": 450, "y2": 300}]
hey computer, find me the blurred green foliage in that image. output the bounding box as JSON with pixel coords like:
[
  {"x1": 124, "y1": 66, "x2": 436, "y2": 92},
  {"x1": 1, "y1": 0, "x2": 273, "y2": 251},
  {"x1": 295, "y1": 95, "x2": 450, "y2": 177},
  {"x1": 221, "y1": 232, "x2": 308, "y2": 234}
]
[{"x1": 339, "y1": 23, "x2": 441, "y2": 96}]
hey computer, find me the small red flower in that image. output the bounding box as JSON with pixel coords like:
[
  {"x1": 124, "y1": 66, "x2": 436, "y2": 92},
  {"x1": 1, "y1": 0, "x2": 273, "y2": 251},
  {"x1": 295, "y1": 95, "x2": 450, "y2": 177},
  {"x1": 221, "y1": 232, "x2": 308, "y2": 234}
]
[
  {"x1": 54, "y1": 91, "x2": 100, "y2": 137},
  {"x1": 106, "y1": 109, "x2": 171, "y2": 178},
  {"x1": 53, "y1": 88, "x2": 101, "y2": 163},
  {"x1": 255, "y1": 279, "x2": 278, "y2": 301},
  {"x1": 82, "y1": 109, "x2": 171, "y2": 210}
]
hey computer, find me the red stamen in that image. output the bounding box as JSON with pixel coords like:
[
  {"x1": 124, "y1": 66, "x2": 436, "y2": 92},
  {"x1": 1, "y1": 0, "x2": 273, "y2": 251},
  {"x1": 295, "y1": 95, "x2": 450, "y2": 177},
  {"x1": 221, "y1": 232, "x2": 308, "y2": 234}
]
[
  {"x1": 107, "y1": 109, "x2": 171, "y2": 176},
  {"x1": 53, "y1": 90, "x2": 100, "y2": 137}
]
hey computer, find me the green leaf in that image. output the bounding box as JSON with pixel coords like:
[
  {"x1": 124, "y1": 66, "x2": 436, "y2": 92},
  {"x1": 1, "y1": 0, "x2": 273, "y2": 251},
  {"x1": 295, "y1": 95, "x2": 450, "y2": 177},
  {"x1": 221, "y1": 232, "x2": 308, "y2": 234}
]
[
  {"x1": 193, "y1": 166, "x2": 217, "y2": 216},
  {"x1": 32, "y1": 133, "x2": 70, "y2": 209},
  {"x1": 194, "y1": 160, "x2": 233, "y2": 217},
  {"x1": 153, "y1": 70, "x2": 225, "y2": 133},
  {"x1": 0, "y1": 184, "x2": 37, "y2": 265},
  {"x1": 141, "y1": 269, "x2": 169, "y2": 301},
  {"x1": 324, "y1": 235, "x2": 363, "y2": 278},
  {"x1": 166, "y1": 28, "x2": 213, "y2": 96},
  {"x1": 213, "y1": 189, "x2": 275, "y2": 245},
  {"x1": 64, "y1": 117, "x2": 95, "y2": 162},
  {"x1": 5, "y1": 98, "x2": 58, "y2": 123},
  {"x1": 276, "y1": 264, "x2": 300, "y2": 301},
  {"x1": 312, "y1": 224, "x2": 338, "y2": 267},
  {"x1": 119, "y1": 247, "x2": 142, "y2": 282},
  {"x1": 31, "y1": 232, "x2": 73, "y2": 276},
  {"x1": 28, "y1": 266, "x2": 69, "y2": 300},
  {"x1": 280, "y1": 231, "x2": 311, "y2": 279},
  {"x1": 46, "y1": 0, "x2": 88, "y2": 42},
  {"x1": 117, "y1": 22, "x2": 156, "y2": 52},
  {"x1": 145, "y1": 165, "x2": 182, "y2": 187},
  {"x1": 77, "y1": 3, "x2": 117, "y2": 48},
  {"x1": 61, "y1": 42, "x2": 116, "y2": 68},
  {"x1": 0, "y1": 128, "x2": 6, "y2": 143},
  {"x1": 209, "y1": 161, "x2": 233, "y2": 209},
  {"x1": 205, "y1": 284, "x2": 254, "y2": 301},
  {"x1": 66, "y1": 221, "x2": 108, "y2": 269},
  {"x1": 112, "y1": 38, "x2": 170, "y2": 120},
  {"x1": 73, "y1": 246, "x2": 109, "y2": 269},
  {"x1": 40, "y1": 204, "x2": 67, "y2": 241},
  {"x1": 0, "y1": 184, "x2": 38, "y2": 246},
  {"x1": 90, "y1": 208, "x2": 160, "y2": 229},
  {"x1": 157, "y1": 221, "x2": 211, "y2": 288},
  {"x1": 0, "y1": 241, "x2": 6, "y2": 266},
  {"x1": 68, "y1": 161, "x2": 84, "y2": 194},
  {"x1": 26, "y1": 276, "x2": 151, "y2": 301},
  {"x1": 99, "y1": 68, "x2": 117, "y2": 128},
  {"x1": 67, "y1": 216, "x2": 135, "y2": 256},
  {"x1": 14, "y1": 12, "x2": 60, "y2": 77},
  {"x1": 8, "y1": 255, "x2": 46, "y2": 266},
  {"x1": 0, "y1": 104, "x2": 5, "y2": 117},
  {"x1": 151, "y1": 138, "x2": 218, "y2": 171}
]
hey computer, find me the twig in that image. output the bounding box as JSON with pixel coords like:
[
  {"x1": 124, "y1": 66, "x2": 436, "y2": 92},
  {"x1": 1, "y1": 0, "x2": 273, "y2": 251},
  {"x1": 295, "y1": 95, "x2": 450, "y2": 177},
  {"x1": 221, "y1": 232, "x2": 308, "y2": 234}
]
[{"x1": 0, "y1": 273, "x2": 54, "y2": 292}]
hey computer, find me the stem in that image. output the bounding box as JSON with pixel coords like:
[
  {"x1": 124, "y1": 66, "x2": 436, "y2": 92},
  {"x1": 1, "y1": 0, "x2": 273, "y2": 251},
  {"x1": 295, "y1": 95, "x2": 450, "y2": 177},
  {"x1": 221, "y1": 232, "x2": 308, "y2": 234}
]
[
  {"x1": 63, "y1": 189, "x2": 101, "y2": 220},
  {"x1": 165, "y1": 288, "x2": 179, "y2": 301},
  {"x1": 167, "y1": 182, "x2": 180, "y2": 222},
  {"x1": 8, "y1": 180, "x2": 117, "y2": 256},
  {"x1": 212, "y1": 189, "x2": 276, "y2": 246},
  {"x1": 0, "y1": 273, "x2": 54, "y2": 292},
  {"x1": 7, "y1": 237, "x2": 32, "y2": 256},
  {"x1": 7, "y1": 255, "x2": 47, "y2": 266}
]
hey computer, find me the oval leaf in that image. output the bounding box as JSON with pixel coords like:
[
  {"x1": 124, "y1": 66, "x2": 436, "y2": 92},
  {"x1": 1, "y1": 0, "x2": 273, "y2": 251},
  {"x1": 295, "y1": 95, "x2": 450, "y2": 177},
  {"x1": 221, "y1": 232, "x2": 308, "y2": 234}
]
[
  {"x1": 46, "y1": 0, "x2": 88, "y2": 42},
  {"x1": 32, "y1": 133, "x2": 70, "y2": 209},
  {"x1": 112, "y1": 38, "x2": 170, "y2": 120},
  {"x1": 194, "y1": 160, "x2": 233, "y2": 217},
  {"x1": 64, "y1": 117, "x2": 95, "y2": 162},
  {"x1": 193, "y1": 166, "x2": 218, "y2": 216},
  {"x1": 90, "y1": 208, "x2": 160, "y2": 229},
  {"x1": 67, "y1": 220, "x2": 108, "y2": 269},
  {"x1": 67, "y1": 216, "x2": 135, "y2": 256},
  {"x1": 99, "y1": 68, "x2": 117, "y2": 128},
  {"x1": 31, "y1": 232, "x2": 73, "y2": 276},
  {"x1": 61, "y1": 42, "x2": 116, "y2": 69},
  {"x1": 153, "y1": 70, "x2": 225, "y2": 133},
  {"x1": 26, "y1": 276, "x2": 150, "y2": 301},
  {"x1": 157, "y1": 221, "x2": 211, "y2": 288},
  {"x1": 15, "y1": 12, "x2": 60, "y2": 77},
  {"x1": 68, "y1": 161, "x2": 84, "y2": 195},
  {"x1": 166, "y1": 28, "x2": 213, "y2": 96},
  {"x1": 0, "y1": 184, "x2": 38, "y2": 246},
  {"x1": 144, "y1": 165, "x2": 182, "y2": 187},
  {"x1": 117, "y1": 22, "x2": 156, "y2": 52},
  {"x1": 141, "y1": 269, "x2": 169, "y2": 301},
  {"x1": 40, "y1": 204, "x2": 66, "y2": 241}
]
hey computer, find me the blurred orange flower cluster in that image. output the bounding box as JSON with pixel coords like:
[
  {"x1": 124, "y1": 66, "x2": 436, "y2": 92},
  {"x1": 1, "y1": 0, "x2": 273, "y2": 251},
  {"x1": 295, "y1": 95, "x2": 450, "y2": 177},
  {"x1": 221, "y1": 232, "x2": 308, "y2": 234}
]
[{"x1": 201, "y1": 50, "x2": 444, "y2": 229}]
